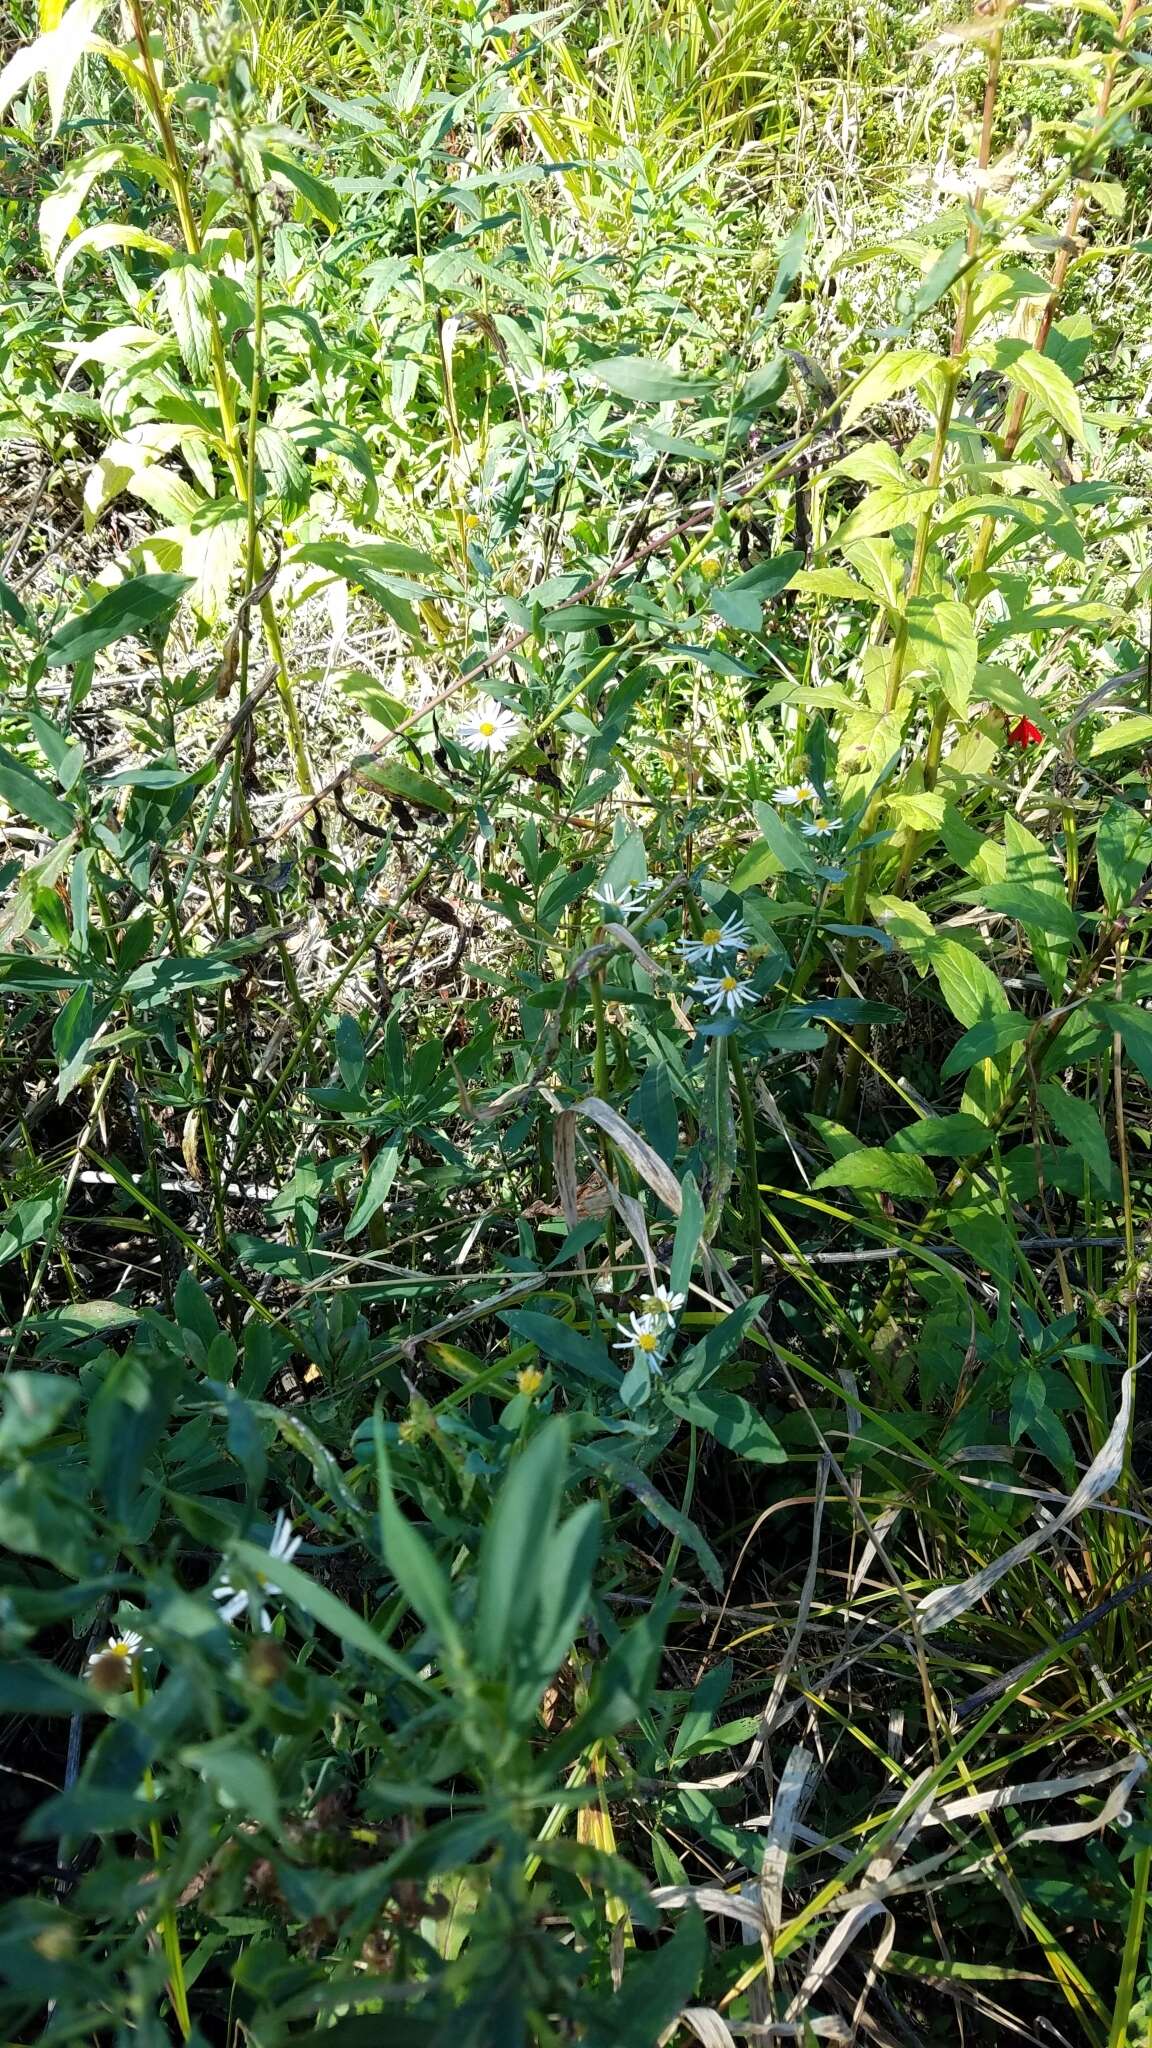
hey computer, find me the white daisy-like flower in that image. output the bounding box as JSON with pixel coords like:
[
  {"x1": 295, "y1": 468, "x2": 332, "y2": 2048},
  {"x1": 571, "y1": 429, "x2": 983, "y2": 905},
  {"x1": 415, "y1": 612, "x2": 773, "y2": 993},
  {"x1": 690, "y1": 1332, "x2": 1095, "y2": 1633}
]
[
  {"x1": 639, "y1": 1286, "x2": 686, "y2": 1326},
  {"x1": 678, "y1": 911, "x2": 751, "y2": 965},
  {"x1": 87, "y1": 1630, "x2": 145, "y2": 1674},
  {"x1": 690, "y1": 972, "x2": 761, "y2": 1016},
  {"x1": 801, "y1": 815, "x2": 842, "y2": 839},
  {"x1": 213, "y1": 1510, "x2": 302, "y2": 1634},
  {"x1": 591, "y1": 881, "x2": 646, "y2": 919},
  {"x1": 456, "y1": 695, "x2": 522, "y2": 755},
  {"x1": 511, "y1": 362, "x2": 566, "y2": 399},
  {"x1": 613, "y1": 1311, "x2": 668, "y2": 1371},
  {"x1": 774, "y1": 779, "x2": 818, "y2": 807}
]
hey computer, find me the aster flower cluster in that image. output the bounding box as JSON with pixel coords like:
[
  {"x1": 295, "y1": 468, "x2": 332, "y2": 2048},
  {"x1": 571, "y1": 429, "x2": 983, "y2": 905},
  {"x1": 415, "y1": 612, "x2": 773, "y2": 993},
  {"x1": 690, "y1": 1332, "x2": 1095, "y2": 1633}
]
[
  {"x1": 614, "y1": 1285, "x2": 686, "y2": 1375},
  {"x1": 679, "y1": 908, "x2": 758, "y2": 1018},
  {"x1": 774, "y1": 776, "x2": 841, "y2": 840}
]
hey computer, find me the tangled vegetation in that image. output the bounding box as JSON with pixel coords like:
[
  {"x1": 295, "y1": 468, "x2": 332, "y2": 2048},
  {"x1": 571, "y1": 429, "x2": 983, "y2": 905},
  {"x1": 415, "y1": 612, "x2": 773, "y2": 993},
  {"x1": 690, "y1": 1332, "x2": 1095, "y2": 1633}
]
[{"x1": 2, "y1": 0, "x2": 1152, "y2": 2037}]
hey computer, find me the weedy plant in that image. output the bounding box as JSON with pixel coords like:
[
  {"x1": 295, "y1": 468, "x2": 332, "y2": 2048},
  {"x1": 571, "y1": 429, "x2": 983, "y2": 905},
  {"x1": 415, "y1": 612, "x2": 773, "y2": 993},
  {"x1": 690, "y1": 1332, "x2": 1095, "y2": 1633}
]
[{"x1": 1, "y1": 0, "x2": 1152, "y2": 2038}]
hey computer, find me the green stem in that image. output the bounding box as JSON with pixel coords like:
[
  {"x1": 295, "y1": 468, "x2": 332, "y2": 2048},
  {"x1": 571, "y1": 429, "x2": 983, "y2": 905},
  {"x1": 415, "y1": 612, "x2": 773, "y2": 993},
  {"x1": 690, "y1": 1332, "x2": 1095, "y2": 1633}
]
[
  {"x1": 132, "y1": 1666, "x2": 191, "y2": 2040},
  {"x1": 1108, "y1": 1840, "x2": 1151, "y2": 2048},
  {"x1": 729, "y1": 1038, "x2": 762, "y2": 1290}
]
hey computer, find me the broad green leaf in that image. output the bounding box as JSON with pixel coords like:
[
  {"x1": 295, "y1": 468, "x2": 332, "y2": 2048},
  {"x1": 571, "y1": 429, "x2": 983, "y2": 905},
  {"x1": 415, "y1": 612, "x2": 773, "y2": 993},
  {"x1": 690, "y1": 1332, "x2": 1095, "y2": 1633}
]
[
  {"x1": 987, "y1": 338, "x2": 1086, "y2": 446},
  {"x1": 181, "y1": 1743, "x2": 279, "y2": 1833},
  {"x1": 262, "y1": 148, "x2": 342, "y2": 228},
  {"x1": 45, "y1": 572, "x2": 192, "y2": 666},
  {"x1": 346, "y1": 1141, "x2": 401, "y2": 1238},
  {"x1": 887, "y1": 1113, "x2": 993, "y2": 1158},
  {"x1": 904, "y1": 597, "x2": 976, "y2": 714},
  {"x1": 711, "y1": 550, "x2": 803, "y2": 633},
  {"x1": 0, "y1": 1372, "x2": 77, "y2": 1454},
  {"x1": 229, "y1": 1539, "x2": 423, "y2": 1683},
  {"x1": 929, "y1": 939, "x2": 1009, "y2": 1029},
  {"x1": 583, "y1": 1907, "x2": 706, "y2": 2048},
  {"x1": 52, "y1": 980, "x2": 95, "y2": 1101},
  {"x1": 669, "y1": 1171, "x2": 704, "y2": 1300},
  {"x1": 0, "y1": 748, "x2": 76, "y2": 833},
  {"x1": 665, "y1": 1387, "x2": 785, "y2": 1464},
  {"x1": 1036, "y1": 1081, "x2": 1112, "y2": 1192},
  {"x1": 373, "y1": 1407, "x2": 462, "y2": 1655},
  {"x1": 839, "y1": 347, "x2": 938, "y2": 432},
  {"x1": 55, "y1": 219, "x2": 171, "y2": 285},
  {"x1": 812, "y1": 1148, "x2": 936, "y2": 1199},
  {"x1": 978, "y1": 882, "x2": 1079, "y2": 944},
  {"x1": 0, "y1": 0, "x2": 105, "y2": 134},
  {"x1": 475, "y1": 1416, "x2": 568, "y2": 1675},
  {"x1": 162, "y1": 257, "x2": 215, "y2": 382},
  {"x1": 1095, "y1": 799, "x2": 1152, "y2": 917},
  {"x1": 584, "y1": 356, "x2": 717, "y2": 404},
  {"x1": 940, "y1": 1013, "x2": 1032, "y2": 1078},
  {"x1": 39, "y1": 144, "x2": 122, "y2": 265},
  {"x1": 1089, "y1": 715, "x2": 1152, "y2": 760},
  {"x1": 502, "y1": 1310, "x2": 619, "y2": 1387},
  {"x1": 674, "y1": 1295, "x2": 768, "y2": 1393},
  {"x1": 359, "y1": 761, "x2": 457, "y2": 815},
  {"x1": 1115, "y1": 1004, "x2": 1152, "y2": 1089},
  {"x1": 750, "y1": 800, "x2": 814, "y2": 875}
]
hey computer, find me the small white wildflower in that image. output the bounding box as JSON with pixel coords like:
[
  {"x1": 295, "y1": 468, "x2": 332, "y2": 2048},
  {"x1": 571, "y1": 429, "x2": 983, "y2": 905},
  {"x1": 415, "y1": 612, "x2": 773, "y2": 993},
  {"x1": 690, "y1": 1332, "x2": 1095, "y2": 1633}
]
[
  {"x1": 511, "y1": 362, "x2": 566, "y2": 399},
  {"x1": 591, "y1": 881, "x2": 646, "y2": 918},
  {"x1": 213, "y1": 1510, "x2": 302, "y2": 1634},
  {"x1": 774, "y1": 779, "x2": 818, "y2": 807},
  {"x1": 639, "y1": 1286, "x2": 686, "y2": 1326},
  {"x1": 690, "y1": 972, "x2": 761, "y2": 1016},
  {"x1": 613, "y1": 1311, "x2": 667, "y2": 1371},
  {"x1": 802, "y1": 815, "x2": 842, "y2": 839},
  {"x1": 678, "y1": 911, "x2": 751, "y2": 965},
  {"x1": 456, "y1": 695, "x2": 522, "y2": 756},
  {"x1": 87, "y1": 1630, "x2": 145, "y2": 1674}
]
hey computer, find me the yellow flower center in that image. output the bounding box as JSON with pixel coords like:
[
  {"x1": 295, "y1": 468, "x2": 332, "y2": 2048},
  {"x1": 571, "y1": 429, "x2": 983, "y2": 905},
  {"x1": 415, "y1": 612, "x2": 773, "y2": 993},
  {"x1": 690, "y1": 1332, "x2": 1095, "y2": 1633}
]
[
  {"x1": 110, "y1": 1641, "x2": 132, "y2": 1658},
  {"x1": 701, "y1": 926, "x2": 722, "y2": 945},
  {"x1": 721, "y1": 976, "x2": 738, "y2": 992},
  {"x1": 479, "y1": 720, "x2": 496, "y2": 737},
  {"x1": 637, "y1": 1330, "x2": 658, "y2": 1353}
]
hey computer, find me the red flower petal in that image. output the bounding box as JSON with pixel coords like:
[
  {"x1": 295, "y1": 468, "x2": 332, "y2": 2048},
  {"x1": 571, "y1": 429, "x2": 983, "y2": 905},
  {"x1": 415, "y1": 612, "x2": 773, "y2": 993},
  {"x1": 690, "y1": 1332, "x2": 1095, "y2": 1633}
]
[{"x1": 1008, "y1": 716, "x2": 1043, "y2": 747}]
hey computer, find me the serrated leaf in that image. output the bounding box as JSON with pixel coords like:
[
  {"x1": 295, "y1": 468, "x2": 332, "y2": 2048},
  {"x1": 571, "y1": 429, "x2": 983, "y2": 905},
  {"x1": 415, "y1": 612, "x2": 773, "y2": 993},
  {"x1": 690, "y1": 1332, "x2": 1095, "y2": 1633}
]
[
  {"x1": 887, "y1": 1112, "x2": 993, "y2": 1158},
  {"x1": 979, "y1": 882, "x2": 1079, "y2": 943},
  {"x1": 941, "y1": 1013, "x2": 1032, "y2": 1078},
  {"x1": 929, "y1": 939, "x2": 1009, "y2": 1029},
  {"x1": 812, "y1": 1147, "x2": 936, "y2": 1200}
]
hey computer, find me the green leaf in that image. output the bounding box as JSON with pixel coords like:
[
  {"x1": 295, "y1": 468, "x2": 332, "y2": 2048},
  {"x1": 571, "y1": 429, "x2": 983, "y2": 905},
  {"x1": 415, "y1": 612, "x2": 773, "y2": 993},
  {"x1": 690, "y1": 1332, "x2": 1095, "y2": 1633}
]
[
  {"x1": 39, "y1": 143, "x2": 124, "y2": 266},
  {"x1": 45, "y1": 573, "x2": 192, "y2": 666},
  {"x1": 1036, "y1": 1081, "x2": 1112, "y2": 1191},
  {"x1": 0, "y1": 748, "x2": 76, "y2": 833},
  {"x1": 665, "y1": 1387, "x2": 785, "y2": 1464},
  {"x1": 502, "y1": 1310, "x2": 619, "y2": 1388},
  {"x1": 584, "y1": 356, "x2": 717, "y2": 404},
  {"x1": 1095, "y1": 800, "x2": 1152, "y2": 917},
  {"x1": 345, "y1": 1142, "x2": 402, "y2": 1238},
  {"x1": 52, "y1": 980, "x2": 95, "y2": 1102},
  {"x1": 940, "y1": 1013, "x2": 1032, "y2": 1077},
  {"x1": 711, "y1": 550, "x2": 803, "y2": 633},
  {"x1": 1115, "y1": 1004, "x2": 1152, "y2": 1089},
  {"x1": 162, "y1": 256, "x2": 215, "y2": 382},
  {"x1": 987, "y1": 338, "x2": 1086, "y2": 445},
  {"x1": 261, "y1": 148, "x2": 342, "y2": 229},
  {"x1": 669, "y1": 1171, "x2": 704, "y2": 1300},
  {"x1": 373, "y1": 1406, "x2": 462, "y2": 1656},
  {"x1": 749, "y1": 800, "x2": 815, "y2": 876},
  {"x1": 840, "y1": 347, "x2": 938, "y2": 432},
  {"x1": 181, "y1": 1743, "x2": 279, "y2": 1833},
  {"x1": 1089, "y1": 715, "x2": 1152, "y2": 760},
  {"x1": 887, "y1": 1112, "x2": 993, "y2": 1158},
  {"x1": 476, "y1": 1416, "x2": 568, "y2": 1676},
  {"x1": 359, "y1": 760, "x2": 456, "y2": 815},
  {"x1": 929, "y1": 939, "x2": 1009, "y2": 1029},
  {"x1": 904, "y1": 596, "x2": 976, "y2": 715},
  {"x1": 0, "y1": 0, "x2": 106, "y2": 136},
  {"x1": 583, "y1": 1907, "x2": 706, "y2": 2048},
  {"x1": 675, "y1": 1295, "x2": 768, "y2": 1393},
  {"x1": 0, "y1": 1373, "x2": 77, "y2": 1455},
  {"x1": 977, "y1": 883, "x2": 1080, "y2": 944},
  {"x1": 229, "y1": 1540, "x2": 424, "y2": 1684},
  {"x1": 812, "y1": 1148, "x2": 936, "y2": 1200},
  {"x1": 0, "y1": 1187, "x2": 63, "y2": 1271}
]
